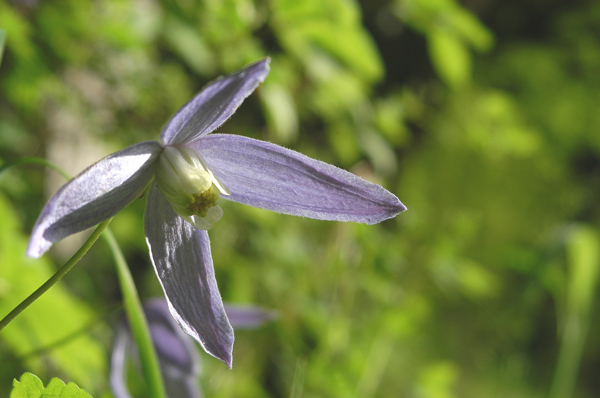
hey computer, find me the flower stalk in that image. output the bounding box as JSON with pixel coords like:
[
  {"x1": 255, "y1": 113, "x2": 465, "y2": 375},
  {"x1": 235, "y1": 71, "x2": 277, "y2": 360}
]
[
  {"x1": 103, "y1": 228, "x2": 166, "y2": 398},
  {"x1": 0, "y1": 218, "x2": 112, "y2": 331}
]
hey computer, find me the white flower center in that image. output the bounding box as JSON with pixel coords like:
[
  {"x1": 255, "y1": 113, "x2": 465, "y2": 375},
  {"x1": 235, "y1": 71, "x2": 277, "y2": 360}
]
[{"x1": 155, "y1": 145, "x2": 229, "y2": 230}]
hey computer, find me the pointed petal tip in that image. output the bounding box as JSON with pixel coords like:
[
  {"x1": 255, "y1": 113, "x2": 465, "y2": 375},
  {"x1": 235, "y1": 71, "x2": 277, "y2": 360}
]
[
  {"x1": 201, "y1": 332, "x2": 234, "y2": 369},
  {"x1": 26, "y1": 233, "x2": 49, "y2": 259},
  {"x1": 367, "y1": 201, "x2": 407, "y2": 225},
  {"x1": 397, "y1": 200, "x2": 408, "y2": 214},
  {"x1": 200, "y1": 340, "x2": 233, "y2": 369},
  {"x1": 225, "y1": 354, "x2": 233, "y2": 369},
  {"x1": 244, "y1": 57, "x2": 271, "y2": 84},
  {"x1": 383, "y1": 197, "x2": 408, "y2": 221},
  {"x1": 255, "y1": 56, "x2": 271, "y2": 69},
  {"x1": 26, "y1": 247, "x2": 41, "y2": 259},
  {"x1": 195, "y1": 337, "x2": 233, "y2": 368},
  {"x1": 25, "y1": 247, "x2": 39, "y2": 259}
]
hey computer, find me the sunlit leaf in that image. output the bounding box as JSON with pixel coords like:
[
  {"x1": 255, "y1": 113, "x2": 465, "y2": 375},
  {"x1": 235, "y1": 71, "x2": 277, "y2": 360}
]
[
  {"x1": 261, "y1": 83, "x2": 298, "y2": 143},
  {"x1": 450, "y1": 7, "x2": 494, "y2": 51},
  {"x1": 163, "y1": 15, "x2": 216, "y2": 76},
  {"x1": 428, "y1": 29, "x2": 470, "y2": 88},
  {"x1": 10, "y1": 372, "x2": 92, "y2": 398},
  {"x1": 272, "y1": 0, "x2": 383, "y2": 82},
  {"x1": 395, "y1": 0, "x2": 493, "y2": 87}
]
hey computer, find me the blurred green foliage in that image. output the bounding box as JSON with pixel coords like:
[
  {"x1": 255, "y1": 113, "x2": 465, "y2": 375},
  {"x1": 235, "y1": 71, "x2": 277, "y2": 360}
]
[{"x1": 1, "y1": 0, "x2": 600, "y2": 397}]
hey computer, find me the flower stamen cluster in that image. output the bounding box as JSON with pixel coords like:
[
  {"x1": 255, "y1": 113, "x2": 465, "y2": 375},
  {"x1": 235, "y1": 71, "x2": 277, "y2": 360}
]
[{"x1": 155, "y1": 145, "x2": 228, "y2": 229}]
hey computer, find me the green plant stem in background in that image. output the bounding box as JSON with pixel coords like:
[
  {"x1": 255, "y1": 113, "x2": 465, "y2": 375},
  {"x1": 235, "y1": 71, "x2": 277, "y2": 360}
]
[
  {"x1": 0, "y1": 156, "x2": 71, "y2": 180},
  {"x1": 0, "y1": 157, "x2": 83, "y2": 331},
  {"x1": 549, "y1": 226, "x2": 600, "y2": 398},
  {"x1": 0, "y1": 218, "x2": 112, "y2": 331},
  {"x1": 103, "y1": 228, "x2": 166, "y2": 398}
]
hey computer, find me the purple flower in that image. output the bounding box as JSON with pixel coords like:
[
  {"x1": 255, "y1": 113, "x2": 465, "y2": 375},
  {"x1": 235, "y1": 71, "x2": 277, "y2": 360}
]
[
  {"x1": 27, "y1": 58, "x2": 406, "y2": 367},
  {"x1": 111, "y1": 299, "x2": 203, "y2": 398},
  {"x1": 110, "y1": 298, "x2": 275, "y2": 398}
]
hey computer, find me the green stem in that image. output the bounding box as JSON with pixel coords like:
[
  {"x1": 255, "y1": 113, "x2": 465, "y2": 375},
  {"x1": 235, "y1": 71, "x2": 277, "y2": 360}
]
[
  {"x1": 0, "y1": 157, "x2": 71, "y2": 181},
  {"x1": 0, "y1": 218, "x2": 112, "y2": 331},
  {"x1": 103, "y1": 228, "x2": 166, "y2": 398}
]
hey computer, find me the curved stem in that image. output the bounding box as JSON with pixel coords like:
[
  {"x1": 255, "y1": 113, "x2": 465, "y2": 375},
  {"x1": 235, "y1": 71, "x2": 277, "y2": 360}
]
[
  {"x1": 0, "y1": 157, "x2": 71, "y2": 181},
  {"x1": 0, "y1": 218, "x2": 113, "y2": 331},
  {"x1": 103, "y1": 227, "x2": 166, "y2": 398}
]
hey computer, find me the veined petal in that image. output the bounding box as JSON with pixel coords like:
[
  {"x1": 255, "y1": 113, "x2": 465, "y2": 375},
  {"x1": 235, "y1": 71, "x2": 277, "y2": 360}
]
[
  {"x1": 160, "y1": 58, "x2": 270, "y2": 146},
  {"x1": 27, "y1": 141, "x2": 162, "y2": 258},
  {"x1": 190, "y1": 135, "x2": 407, "y2": 224},
  {"x1": 144, "y1": 185, "x2": 234, "y2": 367}
]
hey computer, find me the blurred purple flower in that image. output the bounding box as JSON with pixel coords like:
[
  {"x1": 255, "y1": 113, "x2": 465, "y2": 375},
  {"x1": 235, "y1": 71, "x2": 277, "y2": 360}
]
[
  {"x1": 27, "y1": 58, "x2": 406, "y2": 366},
  {"x1": 111, "y1": 298, "x2": 275, "y2": 398}
]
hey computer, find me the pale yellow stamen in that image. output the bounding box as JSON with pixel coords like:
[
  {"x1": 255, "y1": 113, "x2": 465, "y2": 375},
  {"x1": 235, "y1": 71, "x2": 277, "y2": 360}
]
[{"x1": 155, "y1": 145, "x2": 229, "y2": 230}]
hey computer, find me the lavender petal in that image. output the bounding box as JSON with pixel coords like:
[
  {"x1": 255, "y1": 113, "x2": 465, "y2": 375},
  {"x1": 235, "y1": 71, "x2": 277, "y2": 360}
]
[
  {"x1": 161, "y1": 58, "x2": 270, "y2": 146},
  {"x1": 144, "y1": 185, "x2": 234, "y2": 367},
  {"x1": 27, "y1": 141, "x2": 162, "y2": 258},
  {"x1": 190, "y1": 134, "x2": 407, "y2": 224}
]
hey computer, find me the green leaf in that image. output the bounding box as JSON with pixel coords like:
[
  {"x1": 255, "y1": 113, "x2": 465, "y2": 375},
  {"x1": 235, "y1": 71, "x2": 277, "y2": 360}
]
[
  {"x1": 272, "y1": 0, "x2": 384, "y2": 82},
  {"x1": 11, "y1": 373, "x2": 92, "y2": 398},
  {"x1": 10, "y1": 373, "x2": 43, "y2": 398},
  {"x1": 428, "y1": 29, "x2": 470, "y2": 88},
  {"x1": 394, "y1": 0, "x2": 493, "y2": 87},
  {"x1": 261, "y1": 83, "x2": 298, "y2": 144},
  {"x1": 163, "y1": 15, "x2": 216, "y2": 76}
]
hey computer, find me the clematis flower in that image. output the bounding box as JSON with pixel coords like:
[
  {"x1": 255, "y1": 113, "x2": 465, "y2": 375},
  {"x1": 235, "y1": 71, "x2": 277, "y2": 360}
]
[
  {"x1": 27, "y1": 58, "x2": 406, "y2": 367},
  {"x1": 110, "y1": 298, "x2": 275, "y2": 398}
]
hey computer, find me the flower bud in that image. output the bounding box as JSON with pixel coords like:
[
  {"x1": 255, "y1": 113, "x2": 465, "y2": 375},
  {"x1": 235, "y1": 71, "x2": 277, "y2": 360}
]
[{"x1": 155, "y1": 145, "x2": 228, "y2": 229}]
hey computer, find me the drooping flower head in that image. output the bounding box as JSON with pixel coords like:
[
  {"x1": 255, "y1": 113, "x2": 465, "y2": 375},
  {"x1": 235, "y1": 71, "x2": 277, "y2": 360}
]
[{"x1": 27, "y1": 58, "x2": 406, "y2": 367}]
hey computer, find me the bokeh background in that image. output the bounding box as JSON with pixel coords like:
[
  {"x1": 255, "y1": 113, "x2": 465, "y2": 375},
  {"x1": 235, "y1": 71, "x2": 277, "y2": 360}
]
[{"x1": 1, "y1": 0, "x2": 600, "y2": 397}]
